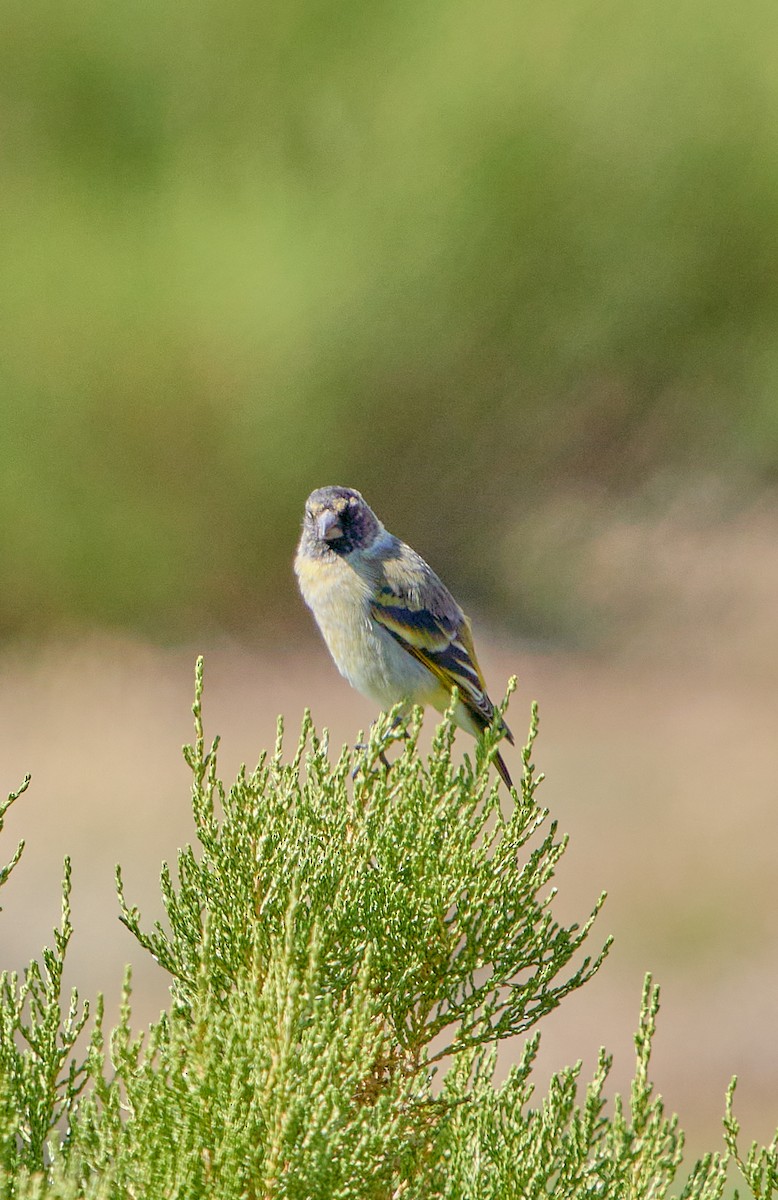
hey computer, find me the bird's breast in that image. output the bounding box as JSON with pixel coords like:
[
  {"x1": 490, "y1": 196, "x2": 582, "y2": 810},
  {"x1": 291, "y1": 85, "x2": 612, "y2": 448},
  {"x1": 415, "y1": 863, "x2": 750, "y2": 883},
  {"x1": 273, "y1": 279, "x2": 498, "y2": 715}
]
[{"x1": 294, "y1": 549, "x2": 438, "y2": 708}]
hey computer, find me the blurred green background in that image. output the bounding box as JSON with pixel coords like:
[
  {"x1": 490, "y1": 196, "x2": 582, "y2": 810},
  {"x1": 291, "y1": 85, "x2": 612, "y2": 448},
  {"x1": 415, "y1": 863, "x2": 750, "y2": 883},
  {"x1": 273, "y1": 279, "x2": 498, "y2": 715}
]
[{"x1": 3, "y1": 0, "x2": 778, "y2": 642}]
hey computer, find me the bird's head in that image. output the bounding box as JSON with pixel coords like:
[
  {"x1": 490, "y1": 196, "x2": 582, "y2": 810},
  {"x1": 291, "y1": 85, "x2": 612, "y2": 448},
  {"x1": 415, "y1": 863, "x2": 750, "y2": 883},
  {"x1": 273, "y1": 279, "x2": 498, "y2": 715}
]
[{"x1": 300, "y1": 486, "x2": 382, "y2": 557}]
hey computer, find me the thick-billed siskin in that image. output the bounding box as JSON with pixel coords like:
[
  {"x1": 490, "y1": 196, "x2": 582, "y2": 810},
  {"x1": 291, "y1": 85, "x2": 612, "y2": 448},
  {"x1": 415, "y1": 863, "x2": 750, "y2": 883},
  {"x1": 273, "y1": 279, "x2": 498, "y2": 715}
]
[{"x1": 294, "y1": 485, "x2": 514, "y2": 788}]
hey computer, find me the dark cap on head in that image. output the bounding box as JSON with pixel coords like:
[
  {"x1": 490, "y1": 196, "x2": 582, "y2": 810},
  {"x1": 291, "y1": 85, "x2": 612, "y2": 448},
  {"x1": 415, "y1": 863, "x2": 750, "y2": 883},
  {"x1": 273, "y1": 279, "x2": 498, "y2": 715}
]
[{"x1": 302, "y1": 485, "x2": 382, "y2": 556}]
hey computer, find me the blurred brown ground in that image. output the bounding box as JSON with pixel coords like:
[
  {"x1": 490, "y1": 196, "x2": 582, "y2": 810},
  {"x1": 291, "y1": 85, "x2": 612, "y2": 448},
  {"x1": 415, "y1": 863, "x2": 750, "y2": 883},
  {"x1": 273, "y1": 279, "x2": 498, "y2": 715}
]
[{"x1": 0, "y1": 502, "x2": 776, "y2": 1160}]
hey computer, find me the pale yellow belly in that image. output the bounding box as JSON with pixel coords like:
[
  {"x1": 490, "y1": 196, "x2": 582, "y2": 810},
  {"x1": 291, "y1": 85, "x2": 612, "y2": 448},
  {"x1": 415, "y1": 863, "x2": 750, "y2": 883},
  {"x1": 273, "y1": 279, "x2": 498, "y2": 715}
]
[{"x1": 295, "y1": 551, "x2": 443, "y2": 710}]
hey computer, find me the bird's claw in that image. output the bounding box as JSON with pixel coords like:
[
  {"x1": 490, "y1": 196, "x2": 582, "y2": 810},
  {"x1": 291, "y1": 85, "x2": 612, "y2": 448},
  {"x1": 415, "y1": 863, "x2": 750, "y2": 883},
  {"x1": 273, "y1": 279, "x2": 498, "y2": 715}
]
[{"x1": 351, "y1": 718, "x2": 408, "y2": 779}]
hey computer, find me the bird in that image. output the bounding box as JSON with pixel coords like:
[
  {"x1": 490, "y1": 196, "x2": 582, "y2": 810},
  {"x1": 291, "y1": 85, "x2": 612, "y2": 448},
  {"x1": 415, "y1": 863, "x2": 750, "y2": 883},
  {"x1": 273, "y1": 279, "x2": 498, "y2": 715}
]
[{"x1": 294, "y1": 485, "x2": 513, "y2": 788}]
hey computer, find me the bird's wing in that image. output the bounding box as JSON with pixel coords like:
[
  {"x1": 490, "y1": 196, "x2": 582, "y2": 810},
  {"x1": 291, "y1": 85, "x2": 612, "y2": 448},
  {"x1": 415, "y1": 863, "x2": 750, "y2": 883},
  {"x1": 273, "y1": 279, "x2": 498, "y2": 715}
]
[{"x1": 369, "y1": 550, "x2": 512, "y2": 743}]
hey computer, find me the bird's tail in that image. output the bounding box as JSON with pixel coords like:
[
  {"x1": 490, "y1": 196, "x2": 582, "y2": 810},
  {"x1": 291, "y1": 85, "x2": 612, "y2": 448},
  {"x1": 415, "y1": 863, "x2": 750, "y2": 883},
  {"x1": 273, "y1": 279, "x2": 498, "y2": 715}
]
[
  {"x1": 494, "y1": 747, "x2": 514, "y2": 791},
  {"x1": 493, "y1": 712, "x2": 515, "y2": 790}
]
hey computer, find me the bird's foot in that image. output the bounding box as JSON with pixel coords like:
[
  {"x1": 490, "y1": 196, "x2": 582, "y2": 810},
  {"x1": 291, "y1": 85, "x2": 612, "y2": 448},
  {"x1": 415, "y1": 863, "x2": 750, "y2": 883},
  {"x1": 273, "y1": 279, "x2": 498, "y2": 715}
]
[{"x1": 352, "y1": 716, "x2": 409, "y2": 779}]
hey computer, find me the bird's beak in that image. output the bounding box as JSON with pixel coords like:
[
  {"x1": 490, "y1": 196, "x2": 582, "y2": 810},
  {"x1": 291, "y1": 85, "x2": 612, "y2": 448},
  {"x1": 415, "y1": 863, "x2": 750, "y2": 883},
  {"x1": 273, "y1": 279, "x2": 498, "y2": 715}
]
[{"x1": 316, "y1": 510, "x2": 344, "y2": 541}]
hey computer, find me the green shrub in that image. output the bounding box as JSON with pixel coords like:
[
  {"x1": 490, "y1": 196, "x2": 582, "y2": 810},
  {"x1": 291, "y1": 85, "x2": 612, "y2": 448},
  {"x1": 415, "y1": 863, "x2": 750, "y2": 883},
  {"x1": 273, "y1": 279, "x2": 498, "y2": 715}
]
[{"x1": 0, "y1": 660, "x2": 774, "y2": 1197}]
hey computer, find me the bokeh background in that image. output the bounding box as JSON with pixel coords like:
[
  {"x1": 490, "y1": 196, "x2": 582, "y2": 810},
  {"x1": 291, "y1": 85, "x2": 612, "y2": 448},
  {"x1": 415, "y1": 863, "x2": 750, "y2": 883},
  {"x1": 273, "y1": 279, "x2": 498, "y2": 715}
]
[{"x1": 1, "y1": 0, "x2": 777, "y2": 1163}]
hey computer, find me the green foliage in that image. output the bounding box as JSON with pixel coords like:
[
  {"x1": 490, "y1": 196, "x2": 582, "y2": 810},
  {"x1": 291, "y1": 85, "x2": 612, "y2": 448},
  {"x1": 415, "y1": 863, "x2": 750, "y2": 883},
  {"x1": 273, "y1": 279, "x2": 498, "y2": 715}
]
[
  {"x1": 118, "y1": 666, "x2": 608, "y2": 1062},
  {"x1": 0, "y1": 660, "x2": 776, "y2": 1197},
  {"x1": 0, "y1": 779, "x2": 91, "y2": 1184},
  {"x1": 0, "y1": 777, "x2": 28, "y2": 900},
  {"x1": 725, "y1": 1082, "x2": 778, "y2": 1200}
]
